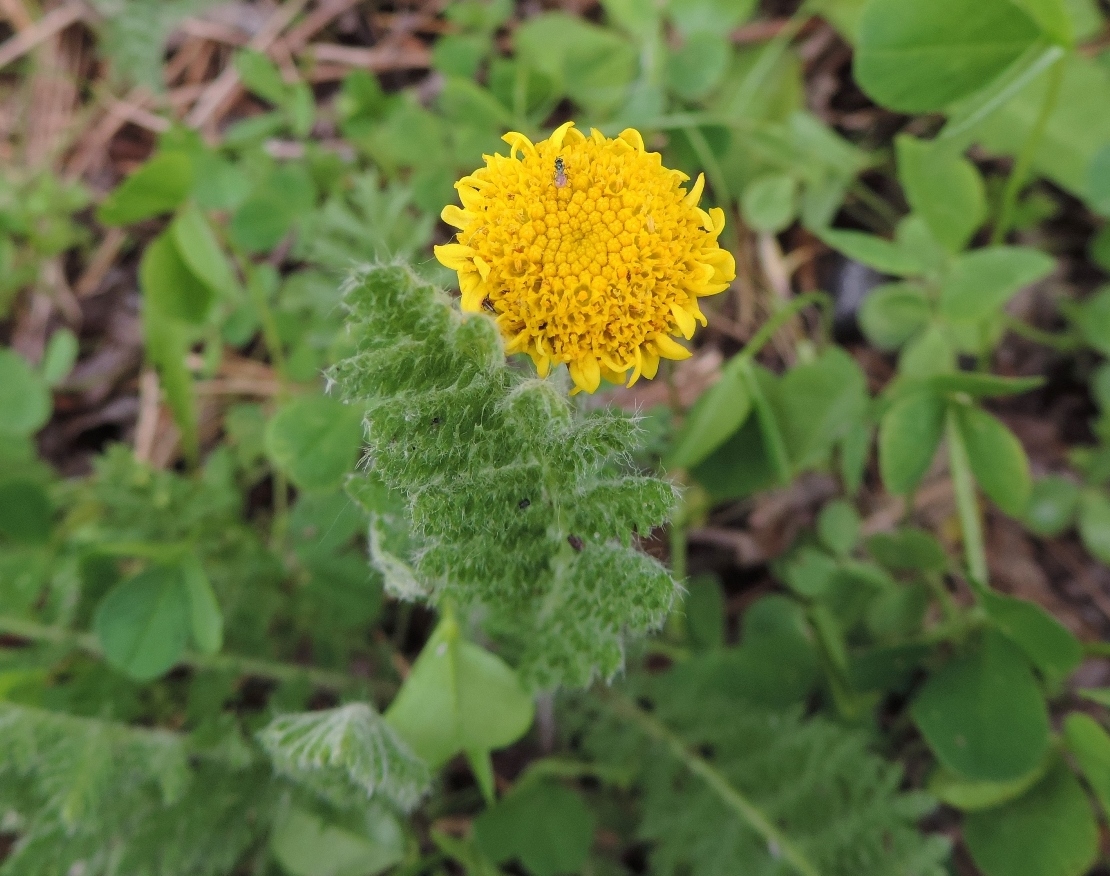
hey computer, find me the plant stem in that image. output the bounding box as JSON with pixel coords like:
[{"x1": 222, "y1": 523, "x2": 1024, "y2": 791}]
[
  {"x1": 242, "y1": 260, "x2": 292, "y2": 544},
  {"x1": 925, "y1": 572, "x2": 960, "y2": 625},
  {"x1": 848, "y1": 181, "x2": 900, "y2": 231},
  {"x1": 1083, "y1": 641, "x2": 1110, "y2": 658},
  {"x1": 1003, "y1": 315, "x2": 1081, "y2": 352},
  {"x1": 740, "y1": 358, "x2": 793, "y2": 485},
  {"x1": 682, "y1": 124, "x2": 740, "y2": 255},
  {"x1": 0, "y1": 613, "x2": 375, "y2": 697},
  {"x1": 731, "y1": 1, "x2": 813, "y2": 118},
  {"x1": 946, "y1": 407, "x2": 989, "y2": 588},
  {"x1": 669, "y1": 521, "x2": 688, "y2": 581},
  {"x1": 599, "y1": 688, "x2": 820, "y2": 876},
  {"x1": 245, "y1": 267, "x2": 288, "y2": 387},
  {"x1": 991, "y1": 58, "x2": 1065, "y2": 245},
  {"x1": 741, "y1": 291, "x2": 830, "y2": 359}
]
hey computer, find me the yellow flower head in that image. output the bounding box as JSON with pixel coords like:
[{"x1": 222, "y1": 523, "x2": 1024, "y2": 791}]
[{"x1": 434, "y1": 121, "x2": 736, "y2": 394}]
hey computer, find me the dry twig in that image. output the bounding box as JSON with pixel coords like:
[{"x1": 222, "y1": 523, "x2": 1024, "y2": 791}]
[
  {"x1": 0, "y1": 0, "x2": 85, "y2": 70},
  {"x1": 186, "y1": 0, "x2": 313, "y2": 130}
]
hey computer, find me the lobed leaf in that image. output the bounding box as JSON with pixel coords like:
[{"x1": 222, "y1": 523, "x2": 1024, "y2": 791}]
[
  {"x1": 259, "y1": 703, "x2": 431, "y2": 813},
  {"x1": 330, "y1": 263, "x2": 678, "y2": 688}
]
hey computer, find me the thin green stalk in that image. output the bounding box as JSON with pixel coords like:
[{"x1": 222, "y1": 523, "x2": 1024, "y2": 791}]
[
  {"x1": 740, "y1": 358, "x2": 792, "y2": 485},
  {"x1": 741, "y1": 291, "x2": 830, "y2": 359},
  {"x1": 991, "y1": 58, "x2": 1065, "y2": 245},
  {"x1": 848, "y1": 181, "x2": 900, "y2": 231},
  {"x1": 682, "y1": 124, "x2": 740, "y2": 255},
  {"x1": 1003, "y1": 315, "x2": 1080, "y2": 352},
  {"x1": 516, "y1": 756, "x2": 636, "y2": 789},
  {"x1": 244, "y1": 266, "x2": 288, "y2": 388},
  {"x1": 0, "y1": 613, "x2": 371, "y2": 697},
  {"x1": 946, "y1": 407, "x2": 988, "y2": 588},
  {"x1": 243, "y1": 261, "x2": 291, "y2": 543},
  {"x1": 1083, "y1": 641, "x2": 1110, "y2": 658},
  {"x1": 512, "y1": 61, "x2": 529, "y2": 128},
  {"x1": 271, "y1": 469, "x2": 290, "y2": 546},
  {"x1": 600, "y1": 688, "x2": 820, "y2": 876},
  {"x1": 669, "y1": 521, "x2": 688, "y2": 582},
  {"x1": 731, "y1": 2, "x2": 814, "y2": 118},
  {"x1": 643, "y1": 639, "x2": 691, "y2": 662},
  {"x1": 925, "y1": 572, "x2": 960, "y2": 625}
]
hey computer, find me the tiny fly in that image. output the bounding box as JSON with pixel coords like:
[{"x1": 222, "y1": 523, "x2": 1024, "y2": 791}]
[{"x1": 553, "y1": 157, "x2": 568, "y2": 189}]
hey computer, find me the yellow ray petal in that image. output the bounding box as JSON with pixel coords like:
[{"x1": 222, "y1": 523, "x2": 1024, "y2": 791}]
[
  {"x1": 689, "y1": 300, "x2": 707, "y2": 326},
  {"x1": 696, "y1": 282, "x2": 732, "y2": 296},
  {"x1": 460, "y1": 283, "x2": 486, "y2": 311},
  {"x1": 653, "y1": 333, "x2": 692, "y2": 361},
  {"x1": 619, "y1": 128, "x2": 645, "y2": 152},
  {"x1": 548, "y1": 121, "x2": 576, "y2": 151},
  {"x1": 568, "y1": 355, "x2": 601, "y2": 393},
  {"x1": 600, "y1": 365, "x2": 627, "y2": 385},
  {"x1": 459, "y1": 271, "x2": 482, "y2": 295},
  {"x1": 708, "y1": 206, "x2": 726, "y2": 236},
  {"x1": 627, "y1": 346, "x2": 644, "y2": 387},
  {"x1": 434, "y1": 243, "x2": 476, "y2": 271},
  {"x1": 670, "y1": 302, "x2": 696, "y2": 339},
  {"x1": 441, "y1": 204, "x2": 472, "y2": 229},
  {"x1": 505, "y1": 330, "x2": 531, "y2": 354},
  {"x1": 529, "y1": 348, "x2": 552, "y2": 378},
  {"x1": 502, "y1": 131, "x2": 536, "y2": 159},
  {"x1": 683, "y1": 173, "x2": 706, "y2": 208},
  {"x1": 456, "y1": 185, "x2": 483, "y2": 211}
]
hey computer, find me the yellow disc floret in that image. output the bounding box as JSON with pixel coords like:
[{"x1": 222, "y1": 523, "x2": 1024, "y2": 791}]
[{"x1": 434, "y1": 121, "x2": 735, "y2": 394}]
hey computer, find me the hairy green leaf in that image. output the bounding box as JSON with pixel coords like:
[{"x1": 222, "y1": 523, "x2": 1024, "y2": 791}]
[
  {"x1": 259, "y1": 703, "x2": 430, "y2": 812},
  {"x1": 331, "y1": 264, "x2": 678, "y2": 688}
]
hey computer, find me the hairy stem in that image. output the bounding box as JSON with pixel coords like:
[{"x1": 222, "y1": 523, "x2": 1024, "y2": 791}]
[
  {"x1": 991, "y1": 58, "x2": 1065, "y2": 245},
  {"x1": 600, "y1": 688, "x2": 820, "y2": 876},
  {"x1": 946, "y1": 408, "x2": 989, "y2": 588},
  {"x1": 0, "y1": 614, "x2": 376, "y2": 698}
]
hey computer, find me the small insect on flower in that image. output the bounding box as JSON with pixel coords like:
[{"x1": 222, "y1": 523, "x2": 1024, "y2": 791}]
[
  {"x1": 435, "y1": 122, "x2": 736, "y2": 394},
  {"x1": 553, "y1": 156, "x2": 568, "y2": 189}
]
